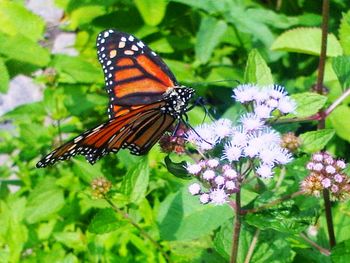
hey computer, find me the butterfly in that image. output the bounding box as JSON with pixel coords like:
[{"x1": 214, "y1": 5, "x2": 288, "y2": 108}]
[{"x1": 36, "y1": 29, "x2": 195, "y2": 168}]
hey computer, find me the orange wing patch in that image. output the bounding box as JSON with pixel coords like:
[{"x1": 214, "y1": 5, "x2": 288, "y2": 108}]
[
  {"x1": 114, "y1": 78, "x2": 168, "y2": 98},
  {"x1": 116, "y1": 58, "x2": 134, "y2": 67},
  {"x1": 137, "y1": 55, "x2": 174, "y2": 87},
  {"x1": 114, "y1": 68, "x2": 144, "y2": 82}
]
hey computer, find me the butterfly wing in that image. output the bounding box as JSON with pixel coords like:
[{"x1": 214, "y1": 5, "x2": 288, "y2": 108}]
[
  {"x1": 96, "y1": 29, "x2": 178, "y2": 119},
  {"x1": 36, "y1": 101, "x2": 175, "y2": 168}
]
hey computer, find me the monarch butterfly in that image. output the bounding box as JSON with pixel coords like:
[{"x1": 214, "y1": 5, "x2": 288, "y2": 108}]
[{"x1": 36, "y1": 29, "x2": 195, "y2": 168}]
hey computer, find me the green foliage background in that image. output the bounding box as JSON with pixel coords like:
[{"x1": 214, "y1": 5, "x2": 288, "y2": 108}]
[{"x1": 1, "y1": 0, "x2": 350, "y2": 262}]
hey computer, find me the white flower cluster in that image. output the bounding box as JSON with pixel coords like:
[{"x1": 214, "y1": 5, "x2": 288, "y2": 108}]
[{"x1": 186, "y1": 84, "x2": 296, "y2": 205}]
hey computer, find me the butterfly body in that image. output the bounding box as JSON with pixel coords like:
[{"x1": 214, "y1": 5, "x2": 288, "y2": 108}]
[{"x1": 36, "y1": 29, "x2": 194, "y2": 168}]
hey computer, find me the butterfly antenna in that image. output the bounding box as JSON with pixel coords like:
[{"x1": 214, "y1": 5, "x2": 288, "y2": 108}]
[
  {"x1": 180, "y1": 115, "x2": 212, "y2": 146},
  {"x1": 189, "y1": 79, "x2": 241, "y2": 88}
]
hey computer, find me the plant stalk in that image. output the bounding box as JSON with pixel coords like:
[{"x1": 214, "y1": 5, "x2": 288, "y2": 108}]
[
  {"x1": 316, "y1": 0, "x2": 336, "y2": 249},
  {"x1": 230, "y1": 190, "x2": 242, "y2": 263}
]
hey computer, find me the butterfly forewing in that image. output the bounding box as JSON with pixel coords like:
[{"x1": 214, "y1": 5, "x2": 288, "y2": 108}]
[{"x1": 96, "y1": 29, "x2": 178, "y2": 119}]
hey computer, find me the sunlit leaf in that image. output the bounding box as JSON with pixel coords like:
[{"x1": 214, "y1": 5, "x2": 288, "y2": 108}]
[
  {"x1": 290, "y1": 92, "x2": 327, "y2": 118},
  {"x1": 88, "y1": 208, "x2": 126, "y2": 234},
  {"x1": 0, "y1": 33, "x2": 50, "y2": 66},
  {"x1": 195, "y1": 17, "x2": 227, "y2": 64},
  {"x1": 328, "y1": 105, "x2": 350, "y2": 142},
  {"x1": 134, "y1": 0, "x2": 167, "y2": 26},
  {"x1": 244, "y1": 49, "x2": 273, "y2": 85},
  {"x1": 0, "y1": 57, "x2": 9, "y2": 93},
  {"x1": 272, "y1": 27, "x2": 343, "y2": 57},
  {"x1": 332, "y1": 56, "x2": 350, "y2": 89},
  {"x1": 157, "y1": 187, "x2": 232, "y2": 240},
  {"x1": 300, "y1": 129, "x2": 335, "y2": 153},
  {"x1": 120, "y1": 158, "x2": 149, "y2": 204}
]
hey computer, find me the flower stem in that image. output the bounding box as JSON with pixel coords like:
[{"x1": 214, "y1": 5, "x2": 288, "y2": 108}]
[
  {"x1": 299, "y1": 232, "x2": 331, "y2": 256},
  {"x1": 324, "y1": 88, "x2": 350, "y2": 116},
  {"x1": 104, "y1": 197, "x2": 171, "y2": 262},
  {"x1": 244, "y1": 229, "x2": 260, "y2": 263},
  {"x1": 230, "y1": 190, "x2": 242, "y2": 263},
  {"x1": 323, "y1": 189, "x2": 336, "y2": 248},
  {"x1": 316, "y1": 0, "x2": 336, "y2": 249}
]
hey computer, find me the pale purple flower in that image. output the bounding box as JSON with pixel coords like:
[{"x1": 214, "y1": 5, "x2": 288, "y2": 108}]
[
  {"x1": 225, "y1": 180, "x2": 236, "y2": 190},
  {"x1": 313, "y1": 163, "x2": 323, "y2": 171},
  {"x1": 258, "y1": 147, "x2": 278, "y2": 165},
  {"x1": 203, "y1": 170, "x2": 215, "y2": 180},
  {"x1": 213, "y1": 119, "x2": 232, "y2": 139},
  {"x1": 266, "y1": 99, "x2": 279, "y2": 108},
  {"x1": 268, "y1": 85, "x2": 287, "y2": 99},
  {"x1": 334, "y1": 174, "x2": 343, "y2": 183},
  {"x1": 336, "y1": 160, "x2": 346, "y2": 169},
  {"x1": 186, "y1": 163, "x2": 202, "y2": 174},
  {"x1": 232, "y1": 84, "x2": 258, "y2": 103},
  {"x1": 215, "y1": 176, "x2": 225, "y2": 186},
  {"x1": 223, "y1": 143, "x2": 242, "y2": 162},
  {"x1": 259, "y1": 129, "x2": 281, "y2": 145},
  {"x1": 256, "y1": 164, "x2": 274, "y2": 178},
  {"x1": 275, "y1": 147, "x2": 293, "y2": 165},
  {"x1": 254, "y1": 104, "x2": 272, "y2": 119},
  {"x1": 186, "y1": 124, "x2": 217, "y2": 151},
  {"x1": 240, "y1": 113, "x2": 264, "y2": 131},
  {"x1": 230, "y1": 128, "x2": 248, "y2": 147},
  {"x1": 254, "y1": 89, "x2": 270, "y2": 103},
  {"x1": 312, "y1": 153, "x2": 323, "y2": 162},
  {"x1": 224, "y1": 168, "x2": 238, "y2": 179},
  {"x1": 200, "y1": 193, "x2": 210, "y2": 204},
  {"x1": 324, "y1": 156, "x2": 334, "y2": 165},
  {"x1": 210, "y1": 189, "x2": 228, "y2": 205},
  {"x1": 321, "y1": 178, "x2": 331, "y2": 188},
  {"x1": 306, "y1": 162, "x2": 315, "y2": 170},
  {"x1": 243, "y1": 144, "x2": 259, "y2": 158},
  {"x1": 188, "y1": 183, "x2": 201, "y2": 195},
  {"x1": 325, "y1": 165, "x2": 336, "y2": 174},
  {"x1": 331, "y1": 185, "x2": 339, "y2": 193},
  {"x1": 278, "y1": 97, "x2": 297, "y2": 113},
  {"x1": 207, "y1": 159, "x2": 219, "y2": 168}
]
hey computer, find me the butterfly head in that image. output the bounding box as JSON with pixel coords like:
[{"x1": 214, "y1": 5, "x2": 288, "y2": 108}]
[{"x1": 163, "y1": 86, "x2": 195, "y2": 118}]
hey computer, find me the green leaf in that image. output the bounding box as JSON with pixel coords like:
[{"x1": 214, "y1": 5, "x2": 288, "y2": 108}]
[
  {"x1": 0, "y1": 33, "x2": 50, "y2": 66},
  {"x1": 157, "y1": 187, "x2": 232, "y2": 240},
  {"x1": 244, "y1": 49, "x2": 273, "y2": 85},
  {"x1": 332, "y1": 56, "x2": 350, "y2": 88},
  {"x1": 120, "y1": 158, "x2": 149, "y2": 204},
  {"x1": 339, "y1": 10, "x2": 350, "y2": 55},
  {"x1": 69, "y1": 6, "x2": 106, "y2": 30},
  {"x1": 300, "y1": 129, "x2": 335, "y2": 153},
  {"x1": 290, "y1": 92, "x2": 327, "y2": 118},
  {"x1": 0, "y1": 1, "x2": 45, "y2": 41},
  {"x1": 149, "y1": 38, "x2": 174, "y2": 53},
  {"x1": 73, "y1": 159, "x2": 104, "y2": 184},
  {"x1": 245, "y1": 202, "x2": 312, "y2": 234},
  {"x1": 88, "y1": 208, "x2": 126, "y2": 234},
  {"x1": 0, "y1": 57, "x2": 9, "y2": 93},
  {"x1": 134, "y1": 0, "x2": 167, "y2": 26},
  {"x1": 331, "y1": 240, "x2": 350, "y2": 263},
  {"x1": 54, "y1": 230, "x2": 86, "y2": 252},
  {"x1": 195, "y1": 17, "x2": 227, "y2": 64},
  {"x1": 24, "y1": 177, "x2": 65, "y2": 224},
  {"x1": 328, "y1": 105, "x2": 350, "y2": 142},
  {"x1": 171, "y1": 0, "x2": 226, "y2": 13},
  {"x1": 271, "y1": 27, "x2": 343, "y2": 57},
  {"x1": 164, "y1": 156, "x2": 191, "y2": 179},
  {"x1": 52, "y1": 55, "x2": 103, "y2": 84}
]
